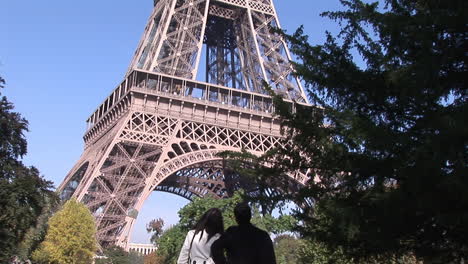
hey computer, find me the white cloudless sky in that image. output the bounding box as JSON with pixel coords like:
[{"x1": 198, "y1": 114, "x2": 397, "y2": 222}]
[{"x1": 1, "y1": 0, "x2": 347, "y2": 243}]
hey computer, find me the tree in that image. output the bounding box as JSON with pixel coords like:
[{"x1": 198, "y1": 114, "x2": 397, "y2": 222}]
[
  {"x1": 153, "y1": 225, "x2": 186, "y2": 264},
  {"x1": 152, "y1": 193, "x2": 245, "y2": 264},
  {"x1": 266, "y1": 0, "x2": 467, "y2": 262},
  {"x1": 146, "y1": 218, "x2": 165, "y2": 244},
  {"x1": 274, "y1": 234, "x2": 303, "y2": 264},
  {"x1": 0, "y1": 76, "x2": 58, "y2": 262},
  {"x1": 296, "y1": 239, "x2": 351, "y2": 264},
  {"x1": 32, "y1": 198, "x2": 97, "y2": 264},
  {"x1": 95, "y1": 246, "x2": 144, "y2": 264},
  {"x1": 154, "y1": 190, "x2": 295, "y2": 264},
  {"x1": 219, "y1": 149, "x2": 297, "y2": 215},
  {"x1": 16, "y1": 195, "x2": 59, "y2": 260},
  {"x1": 144, "y1": 252, "x2": 166, "y2": 264}
]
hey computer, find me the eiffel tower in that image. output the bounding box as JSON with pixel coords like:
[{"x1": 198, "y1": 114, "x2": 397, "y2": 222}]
[{"x1": 58, "y1": 0, "x2": 309, "y2": 249}]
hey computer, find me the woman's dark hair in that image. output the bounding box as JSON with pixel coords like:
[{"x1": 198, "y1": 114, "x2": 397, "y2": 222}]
[{"x1": 194, "y1": 208, "x2": 224, "y2": 242}]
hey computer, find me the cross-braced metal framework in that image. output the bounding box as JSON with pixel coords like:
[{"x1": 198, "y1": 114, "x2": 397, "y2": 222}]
[
  {"x1": 156, "y1": 161, "x2": 227, "y2": 200},
  {"x1": 59, "y1": 0, "x2": 311, "y2": 249},
  {"x1": 128, "y1": 0, "x2": 308, "y2": 101}
]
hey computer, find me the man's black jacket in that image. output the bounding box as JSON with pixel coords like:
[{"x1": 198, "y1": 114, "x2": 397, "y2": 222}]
[{"x1": 211, "y1": 223, "x2": 276, "y2": 264}]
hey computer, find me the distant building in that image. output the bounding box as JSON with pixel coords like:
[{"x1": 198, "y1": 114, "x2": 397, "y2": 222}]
[{"x1": 128, "y1": 243, "x2": 157, "y2": 255}]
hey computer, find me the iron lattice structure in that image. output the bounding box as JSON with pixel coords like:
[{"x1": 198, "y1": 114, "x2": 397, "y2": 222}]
[{"x1": 58, "y1": 0, "x2": 310, "y2": 249}]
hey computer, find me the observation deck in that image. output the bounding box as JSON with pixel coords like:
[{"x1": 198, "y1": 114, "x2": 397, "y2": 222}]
[{"x1": 83, "y1": 70, "x2": 307, "y2": 148}]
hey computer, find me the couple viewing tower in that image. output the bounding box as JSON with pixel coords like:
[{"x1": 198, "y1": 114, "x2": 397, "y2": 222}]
[{"x1": 58, "y1": 0, "x2": 309, "y2": 249}]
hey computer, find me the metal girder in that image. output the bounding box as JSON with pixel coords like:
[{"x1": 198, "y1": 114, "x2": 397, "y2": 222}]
[
  {"x1": 156, "y1": 163, "x2": 228, "y2": 199},
  {"x1": 154, "y1": 159, "x2": 304, "y2": 215},
  {"x1": 128, "y1": 0, "x2": 308, "y2": 102},
  {"x1": 59, "y1": 0, "x2": 312, "y2": 250},
  {"x1": 129, "y1": 0, "x2": 210, "y2": 79}
]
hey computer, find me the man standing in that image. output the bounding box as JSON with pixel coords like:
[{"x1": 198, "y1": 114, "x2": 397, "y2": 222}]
[{"x1": 211, "y1": 203, "x2": 276, "y2": 264}]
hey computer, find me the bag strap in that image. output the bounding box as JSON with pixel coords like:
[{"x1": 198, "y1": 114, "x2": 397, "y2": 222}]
[{"x1": 188, "y1": 231, "x2": 196, "y2": 264}]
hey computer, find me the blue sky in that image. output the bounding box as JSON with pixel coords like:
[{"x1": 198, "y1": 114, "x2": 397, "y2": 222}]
[{"x1": 1, "y1": 0, "x2": 345, "y2": 243}]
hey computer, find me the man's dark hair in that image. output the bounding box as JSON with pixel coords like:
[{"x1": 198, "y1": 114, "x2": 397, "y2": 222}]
[{"x1": 234, "y1": 202, "x2": 251, "y2": 225}]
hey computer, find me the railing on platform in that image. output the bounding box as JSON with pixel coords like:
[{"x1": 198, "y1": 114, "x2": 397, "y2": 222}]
[{"x1": 85, "y1": 69, "x2": 307, "y2": 132}]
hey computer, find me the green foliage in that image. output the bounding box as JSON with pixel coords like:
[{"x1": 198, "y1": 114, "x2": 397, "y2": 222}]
[
  {"x1": 274, "y1": 234, "x2": 303, "y2": 264},
  {"x1": 297, "y1": 239, "x2": 352, "y2": 264},
  {"x1": 268, "y1": 0, "x2": 467, "y2": 262},
  {"x1": 0, "y1": 77, "x2": 27, "y2": 165},
  {"x1": 295, "y1": 238, "x2": 419, "y2": 264},
  {"x1": 274, "y1": 235, "x2": 416, "y2": 264},
  {"x1": 177, "y1": 191, "x2": 243, "y2": 230},
  {"x1": 0, "y1": 76, "x2": 58, "y2": 262},
  {"x1": 177, "y1": 191, "x2": 295, "y2": 235},
  {"x1": 16, "y1": 195, "x2": 59, "y2": 260},
  {"x1": 154, "y1": 190, "x2": 295, "y2": 264},
  {"x1": 96, "y1": 246, "x2": 144, "y2": 264},
  {"x1": 32, "y1": 198, "x2": 97, "y2": 264},
  {"x1": 153, "y1": 192, "x2": 242, "y2": 264},
  {"x1": 154, "y1": 225, "x2": 186, "y2": 264},
  {"x1": 144, "y1": 252, "x2": 166, "y2": 264},
  {"x1": 251, "y1": 206, "x2": 297, "y2": 235},
  {"x1": 219, "y1": 150, "x2": 293, "y2": 215}
]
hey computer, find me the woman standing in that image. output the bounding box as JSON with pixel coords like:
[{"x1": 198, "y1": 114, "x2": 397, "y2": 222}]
[{"x1": 177, "y1": 208, "x2": 224, "y2": 264}]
